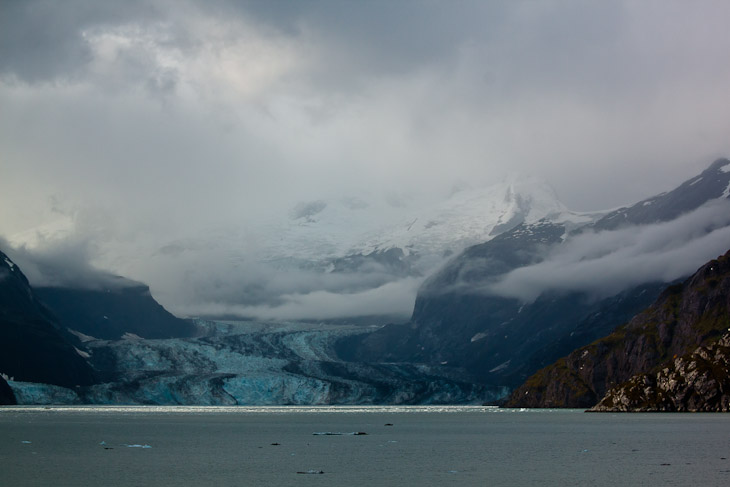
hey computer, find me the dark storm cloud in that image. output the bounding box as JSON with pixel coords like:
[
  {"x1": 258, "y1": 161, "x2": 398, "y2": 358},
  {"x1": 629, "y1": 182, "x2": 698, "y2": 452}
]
[{"x1": 0, "y1": 0, "x2": 159, "y2": 83}]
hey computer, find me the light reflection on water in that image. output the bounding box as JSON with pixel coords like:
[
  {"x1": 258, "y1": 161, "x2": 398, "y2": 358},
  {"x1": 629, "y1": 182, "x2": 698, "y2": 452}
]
[{"x1": 1, "y1": 404, "x2": 555, "y2": 414}]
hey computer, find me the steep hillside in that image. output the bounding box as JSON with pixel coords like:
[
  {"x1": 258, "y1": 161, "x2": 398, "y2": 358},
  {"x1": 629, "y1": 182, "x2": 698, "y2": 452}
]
[
  {"x1": 0, "y1": 250, "x2": 96, "y2": 388},
  {"x1": 507, "y1": 249, "x2": 730, "y2": 408},
  {"x1": 591, "y1": 331, "x2": 730, "y2": 412},
  {"x1": 36, "y1": 282, "x2": 197, "y2": 340}
]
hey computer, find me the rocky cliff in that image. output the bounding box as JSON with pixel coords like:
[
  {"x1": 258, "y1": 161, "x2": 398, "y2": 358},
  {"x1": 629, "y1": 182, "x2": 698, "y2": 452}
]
[
  {"x1": 507, "y1": 248, "x2": 730, "y2": 408},
  {"x1": 590, "y1": 331, "x2": 730, "y2": 412},
  {"x1": 0, "y1": 250, "x2": 96, "y2": 388}
]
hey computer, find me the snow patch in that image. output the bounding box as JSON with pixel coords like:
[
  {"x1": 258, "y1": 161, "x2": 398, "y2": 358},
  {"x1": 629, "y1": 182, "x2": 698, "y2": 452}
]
[
  {"x1": 69, "y1": 329, "x2": 97, "y2": 343},
  {"x1": 74, "y1": 347, "x2": 91, "y2": 359},
  {"x1": 720, "y1": 162, "x2": 730, "y2": 173},
  {"x1": 470, "y1": 332, "x2": 488, "y2": 343},
  {"x1": 122, "y1": 333, "x2": 143, "y2": 340},
  {"x1": 489, "y1": 360, "x2": 511, "y2": 373},
  {"x1": 689, "y1": 177, "x2": 703, "y2": 186},
  {"x1": 3, "y1": 257, "x2": 15, "y2": 271}
]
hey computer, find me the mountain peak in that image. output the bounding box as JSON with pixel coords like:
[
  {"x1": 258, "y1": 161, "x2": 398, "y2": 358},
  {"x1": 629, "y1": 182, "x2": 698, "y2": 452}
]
[{"x1": 706, "y1": 158, "x2": 730, "y2": 173}]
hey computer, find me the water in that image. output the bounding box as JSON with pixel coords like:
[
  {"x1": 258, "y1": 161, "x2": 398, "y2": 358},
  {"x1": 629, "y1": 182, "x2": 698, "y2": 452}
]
[{"x1": 1, "y1": 406, "x2": 729, "y2": 486}]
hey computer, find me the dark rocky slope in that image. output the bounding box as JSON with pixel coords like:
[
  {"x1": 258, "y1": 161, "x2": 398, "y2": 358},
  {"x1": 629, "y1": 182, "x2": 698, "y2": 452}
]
[
  {"x1": 507, "y1": 249, "x2": 730, "y2": 408},
  {"x1": 0, "y1": 250, "x2": 96, "y2": 388},
  {"x1": 589, "y1": 158, "x2": 730, "y2": 231},
  {"x1": 36, "y1": 282, "x2": 196, "y2": 340},
  {"x1": 0, "y1": 376, "x2": 16, "y2": 405},
  {"x1": 591, "y1": 331, "x2": 730, "y2": 412}
]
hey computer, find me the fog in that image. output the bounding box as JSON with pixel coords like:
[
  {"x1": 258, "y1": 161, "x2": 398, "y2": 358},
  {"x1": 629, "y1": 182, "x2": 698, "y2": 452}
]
[{"x1": 485, "y1": 200, "x2": 730, "y2": 302}]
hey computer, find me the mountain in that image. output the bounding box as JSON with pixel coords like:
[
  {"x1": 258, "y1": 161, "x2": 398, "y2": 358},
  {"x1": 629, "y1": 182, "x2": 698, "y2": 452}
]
[
  {"x1": 589, "y1": 158, "x2": 730, "y2": 231},
  {"x1": 35, "y1": 280, "x2": 197, "y2": 340},
  {"x1": 0, "y1": 250, "x2": 96, "y2": 388},
  {"x1": 265, "y1": 176, "x2": 570, "y2": 270},
  {"x1": 340, "y1": 159, "x2": 730, "y2": 391},
  {"x1": 507, "y1": 248, "x2": 730, "y2": 410}
]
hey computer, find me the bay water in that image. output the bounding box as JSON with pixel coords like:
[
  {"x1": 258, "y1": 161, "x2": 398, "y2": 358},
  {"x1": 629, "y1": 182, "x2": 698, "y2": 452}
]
[{"x1": 1, "y1": 406, "x2": 729, "y2": 486}]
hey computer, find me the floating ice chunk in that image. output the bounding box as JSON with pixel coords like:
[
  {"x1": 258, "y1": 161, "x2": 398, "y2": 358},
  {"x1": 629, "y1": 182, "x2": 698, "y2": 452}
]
[
  {"x1": 296, "y1": 470, "x2": 324, "y2": 475},
  {"x1": 21, "y1": 440, "x2": 31, "y2": 444},
  {"x1": 125, "y1": 444, "x2": 152, "y2": 448}
]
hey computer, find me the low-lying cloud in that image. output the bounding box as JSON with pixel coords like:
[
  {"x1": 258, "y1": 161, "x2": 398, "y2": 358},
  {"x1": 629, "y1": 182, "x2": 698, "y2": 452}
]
[
  {"x1": 0, "y1": 236, "x2": 141, "y2": 290},
  {"x1": 0, "y1": 232, "x2": 423, "y2": 320},
  {"x1": 173, "y1": 276, "x2": 423, "y2": 321},
  {"x1": 484, "y1": 200, "x2": 730, "y2": 302}
]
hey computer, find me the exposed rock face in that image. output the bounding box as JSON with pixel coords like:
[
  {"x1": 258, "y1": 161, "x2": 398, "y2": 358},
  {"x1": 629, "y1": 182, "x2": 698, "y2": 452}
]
[
  {"x1": 507, "y1": 249, "x2": 730, "y2": 408},
  {"x1": 0, "y1": 250, "x2": 96, "y2": 388},
  {"x1": 36, "y1": 283, "x2": 197, "y2": 340},
  {"x1": 0, "y1": 376, "x2": 16, "y2": 405},
  {"x1": 591, "y1": 332, "x2": 730, "y2": 412}
]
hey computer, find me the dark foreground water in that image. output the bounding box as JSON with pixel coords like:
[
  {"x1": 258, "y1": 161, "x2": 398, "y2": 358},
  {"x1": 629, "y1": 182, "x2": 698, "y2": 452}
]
[{"x1": 1, "y1": 406, "x2": 729, "y2": 486}]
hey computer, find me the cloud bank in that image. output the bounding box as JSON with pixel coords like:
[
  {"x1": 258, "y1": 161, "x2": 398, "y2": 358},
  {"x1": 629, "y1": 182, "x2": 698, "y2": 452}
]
[
  {"x1": 2, "y1": 1, "x2": 730, "y2": 319},
  {"x1": 485, "y1": 200, "x2": 730, "y2": 302}
]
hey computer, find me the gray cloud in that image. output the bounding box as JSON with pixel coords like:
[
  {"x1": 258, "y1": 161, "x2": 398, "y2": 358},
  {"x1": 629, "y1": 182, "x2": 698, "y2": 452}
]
[
  {"x1": 0, "y1": 0, "x2": 159, "y2": 83},
  {"x1": 1, "y1": 1, "x2": 730, "y2": 320},
  {"x1": 173, "y1": 276, "x2": 422, "y2": 321},
  {"x1": 0, "y1": 236, "x2": 139, "y2": 290},
  {"x1": 484, "y1": 200, "x2": 730, "y2": 302}
]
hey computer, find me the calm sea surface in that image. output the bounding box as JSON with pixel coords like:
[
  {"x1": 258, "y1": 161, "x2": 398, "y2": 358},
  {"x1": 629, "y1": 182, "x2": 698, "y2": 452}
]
[{"x1": 1, "y1": 406, "x2": 729, "y2": 486}]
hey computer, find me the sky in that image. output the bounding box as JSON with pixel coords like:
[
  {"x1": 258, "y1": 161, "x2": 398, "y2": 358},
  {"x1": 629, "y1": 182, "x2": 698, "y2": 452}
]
[{"x1": 2, "y1": 0, "x2": 730, "y2": 319}]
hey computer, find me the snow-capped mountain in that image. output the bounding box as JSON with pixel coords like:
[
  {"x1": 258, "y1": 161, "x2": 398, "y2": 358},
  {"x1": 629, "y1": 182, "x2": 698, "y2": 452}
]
[{"x1": 257, "y1": 175, "x2": 579, "y2": 274}]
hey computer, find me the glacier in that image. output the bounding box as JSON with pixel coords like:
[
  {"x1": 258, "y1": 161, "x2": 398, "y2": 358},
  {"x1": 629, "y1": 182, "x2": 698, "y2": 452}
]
[{"x1": 9, "y1": 320, "x2": 506, "y2": 406}]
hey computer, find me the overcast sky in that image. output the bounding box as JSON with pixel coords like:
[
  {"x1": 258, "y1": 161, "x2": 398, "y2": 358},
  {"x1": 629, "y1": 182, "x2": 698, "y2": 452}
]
[{"x1": 2, "y1": 0, "x2": 730, "y2": 318}]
